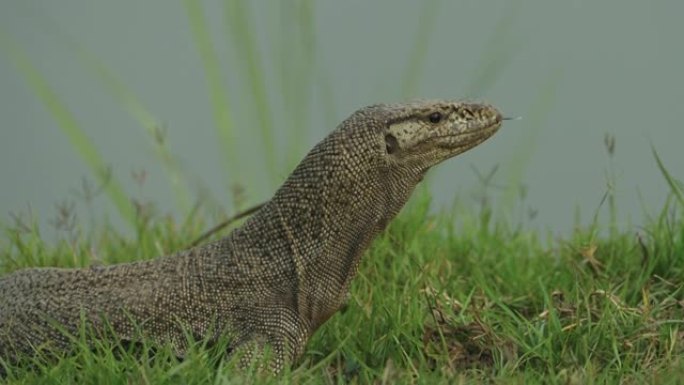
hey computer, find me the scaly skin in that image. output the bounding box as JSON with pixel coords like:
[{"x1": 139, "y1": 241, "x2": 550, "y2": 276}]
[{"x1": 0, "y1": 100, "x2": 504, "y2": 372}]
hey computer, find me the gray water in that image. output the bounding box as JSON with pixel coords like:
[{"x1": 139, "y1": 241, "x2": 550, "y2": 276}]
[{"x1": 1, "y1": 1, "x2": 683, "y2": 240}]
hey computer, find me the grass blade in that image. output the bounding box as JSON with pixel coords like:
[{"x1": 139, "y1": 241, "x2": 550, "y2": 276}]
[
  {"x1": 276, "y1": 0, "x2": 316, "y2": 169},
  {"x1": 70, "y1": 49, "x2": 192, "y2": 213},
  {"x1": 401, "y1": 0, "x2": 441, "y2": 98},
  {"x1": 42, "y1": 20, "x2": 192, "y2": 213},
  {"x1": 222, "y1": 0, "x2": 277, "y2": 180},
  {"x1": 464, "y1": 0, "x2": 523, "y2": 97},
  {"x1": 183, "y1": 0, "x2": 239, "y2": 183},
  {"x1": 502, "y1": 68, "x2": 563, "y2": 209},
  {"x1": 0, "y1": 30, "x2": 136, "y2": 226},
  {"x1": 652, "y1": 145, "x2": 684, "y2": 208}
]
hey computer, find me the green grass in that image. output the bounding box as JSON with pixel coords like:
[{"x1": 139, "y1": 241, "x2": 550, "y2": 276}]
[{"x1": 1, "y1": 185, "x2": 682, "y2": 384}]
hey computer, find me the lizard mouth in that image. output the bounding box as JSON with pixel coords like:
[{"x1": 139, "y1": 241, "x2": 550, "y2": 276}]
[{"x1": 420, "y1": 117, "x2": 503, "y2": 152}]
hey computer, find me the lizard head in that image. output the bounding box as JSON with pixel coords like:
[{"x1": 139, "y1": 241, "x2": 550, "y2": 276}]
[{"x1": 376, "y1": 100, "x2": 503, "y2": 173}]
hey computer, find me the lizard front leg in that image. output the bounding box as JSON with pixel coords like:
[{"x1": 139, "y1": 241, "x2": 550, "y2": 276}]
[{"x1": 227, "y1": 306, "x2": 310, "y2": 373}]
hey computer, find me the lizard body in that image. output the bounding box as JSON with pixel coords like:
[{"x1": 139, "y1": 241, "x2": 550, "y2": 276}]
[{"x1": 0, "y1": 100, "x2": 504, "y2": 371}]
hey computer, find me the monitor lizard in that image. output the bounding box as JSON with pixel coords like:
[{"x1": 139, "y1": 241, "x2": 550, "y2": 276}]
[{"x1": 0, "y1": 99, "x2": 505, "y2": 372}]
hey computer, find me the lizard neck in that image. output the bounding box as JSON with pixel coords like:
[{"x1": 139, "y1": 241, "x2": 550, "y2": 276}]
[{"x1": 226, "y1": 127, "x2": 424, "y2": 331}]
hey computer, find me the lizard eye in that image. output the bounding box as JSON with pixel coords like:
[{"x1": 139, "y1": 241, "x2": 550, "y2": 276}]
[{"x1": 428, "y1": 112, "x2": 443, "y2": 124}]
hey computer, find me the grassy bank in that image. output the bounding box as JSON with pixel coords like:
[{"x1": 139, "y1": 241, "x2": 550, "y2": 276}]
[{"x1": 1, "y1": 188, "x2": 682, "y2": 384}]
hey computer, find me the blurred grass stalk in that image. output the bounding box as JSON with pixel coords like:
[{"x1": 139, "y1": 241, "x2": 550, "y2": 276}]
[
  {"x1": 276, "y1": 0, "x2": 317, "y2": 169},
  {"x1": 401, "y1": 0, "x2": 440, "y2": 98},
  {"x1": 463, "y1": 0, "x2": 523, "y2": 98},
  {"x1": 183, "y1": 0, "x2": 240, "y2": 186},
  {"x1": 4, "y1": 4, "x2": 196, "y2": 216},
  {"x1": 70, "y1": 48, "x2": 192, "y2": 214},
  {"x1": 461, "y1": 0, "x2": 538, "y2": 217},
  {"x1": 501, "y1": 69, "x2": 562, "y2": 210},
  {"x1": 222, "y1": 0, "x2": 277, "y2": 180},
  {"x1": 185, "y1": 0, "x2": 320, "y2": 187},
  {"x1": 652, "y1": 146, "x2": 684, "y2": 208},
  {"x1": 0, "y1": 30, "x2": 137, "y2": 227}
]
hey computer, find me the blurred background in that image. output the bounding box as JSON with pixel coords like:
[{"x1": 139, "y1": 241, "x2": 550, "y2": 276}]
[{"x1": 1, "y1": 0, "x2": 682, "y2": 239}]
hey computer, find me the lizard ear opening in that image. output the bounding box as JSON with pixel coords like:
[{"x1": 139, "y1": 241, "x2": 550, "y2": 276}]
[{"x1": 385, "y1": 134, "x2": 399, "y2": 154}]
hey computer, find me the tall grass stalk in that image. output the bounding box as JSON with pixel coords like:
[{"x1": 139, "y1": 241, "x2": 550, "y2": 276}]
[
  {"x1": 653, "y1": 146, "x2": 684, "y2": 208},
  {"x1": 183, "y1": 0, "x2": 240, "y2": 185},
  {"x1": 222, "y1": 0, "x2": 277, "y2": 181},
  {"x1": 4, "y1": 4, "x2": 194, "y2": 214},
  {"x1": 42, "y1": 23, "x2": 192, "y2": 213},
  {"x1": 314, "y1": 61, "x2": 339, "y2": 130},
  {"x1": 73, "y1": 58, "x2": 191, "y2": 213},
  {"x1": 502, "y1": 68, "x2": 562, "y2": 210},
  {"x1": 0, "y1": 30, "x2": 136, "y2": 227},
  {"x1": 400, "y1": 0, "x2": 441, "y2": 98},
  {"x1": 275, "y1": 0, "x2": 317, "y2": 169},
  {"x1": 464, "y1": 0, "x2": 523, "y2": 97},
  {"x1": 604, "y1": 133, "x2": 618, "y2": 237}
]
